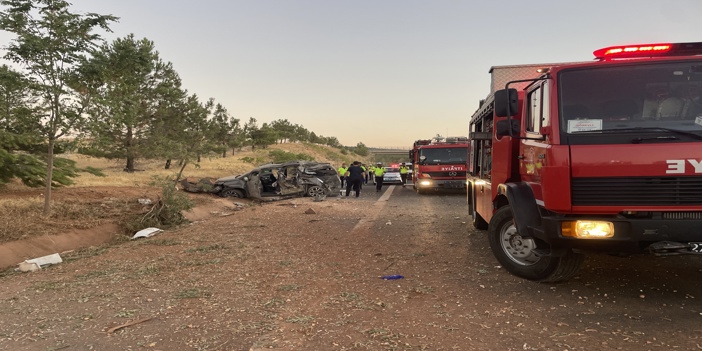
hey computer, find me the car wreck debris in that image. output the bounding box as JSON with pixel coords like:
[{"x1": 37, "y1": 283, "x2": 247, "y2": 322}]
[
  {"x1": 179, "y1": 177, "x2": 217, "y2": 193},
  {"x1": 183, "y1": 161, "x2": 341, "y2": 201},
  {"x1": 132, "y1": 227, "x2": 163, "y2": 240},
  {"x1": 17, "y1": 253, "x2": 63, "y2": 272}
]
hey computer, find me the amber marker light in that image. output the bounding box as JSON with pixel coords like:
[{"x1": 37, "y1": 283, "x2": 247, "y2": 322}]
[{"x1": 561, "y1": 221, "x2": 614, "y2": 239}]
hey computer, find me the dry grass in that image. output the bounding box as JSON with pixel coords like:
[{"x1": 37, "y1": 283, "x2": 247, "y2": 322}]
[
  {"x1": 0, "y1": 197, "x2": 118, "y2": 242},
  {"x1": 0, "y1": 143, "x2": 359, "y2": 242},
  {"x1": 65, "y1": 143, "x2": 358, "y2": 187}
]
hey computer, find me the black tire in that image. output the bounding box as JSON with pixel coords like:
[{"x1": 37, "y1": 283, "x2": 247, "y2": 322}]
[
  {"x1": 487, "y1": 206, "x2": 584, "y2": 283},
  {"x1": 306, "y1": 185, "x2": 325, "y2": 197},
  {"x1": 220, "y1": 188, "x2": 244, "y2": 198}
]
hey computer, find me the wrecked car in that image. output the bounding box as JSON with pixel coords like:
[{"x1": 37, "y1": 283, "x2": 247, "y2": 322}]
[{"x1": 211, "y1": 161, "x2": 341, "y2": 199}]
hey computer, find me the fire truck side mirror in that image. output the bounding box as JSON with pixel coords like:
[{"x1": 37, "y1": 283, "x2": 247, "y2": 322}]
[
  {"x1": 494, "y1": 88, "x2": 518, "y2": 117},
  {"x1": 495, "y1": 119, "x2": 520, "y2": 138}
]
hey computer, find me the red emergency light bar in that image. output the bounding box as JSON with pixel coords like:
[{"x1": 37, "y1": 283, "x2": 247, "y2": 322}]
[{"x1": 593, "y1": 42, "x2": 702, "y2": 60}]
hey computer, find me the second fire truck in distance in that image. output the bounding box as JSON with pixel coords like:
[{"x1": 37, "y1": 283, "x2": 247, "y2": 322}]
[
  {"x1": 468, "y1": 42, "x2": 702, "y2": 282},
  {"x1": 410, "y1": 136, "x2": 469, "y2": 194}
]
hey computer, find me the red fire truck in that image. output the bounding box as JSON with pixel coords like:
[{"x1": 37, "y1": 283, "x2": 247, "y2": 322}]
[
  {"x1": 410, "y1": 136, "x2": 469, "y2": 194},
  {"x1": 468, "y1": 42, "x2": 702, "y2": 282}
]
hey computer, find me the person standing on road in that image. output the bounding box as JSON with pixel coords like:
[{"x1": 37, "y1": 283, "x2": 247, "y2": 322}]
[
  {"x1": 337, "y1": 163, "x2": 348, "y2": 188},
  {"x1": 399, "y1": 162, "x2": 409, "y2": 188},
  {"x1": 374, "y1": 162, "x2": 386, "y2": 192},
  {"x1": 345, "y1": 161, "x2": 364, "y2": 197}
]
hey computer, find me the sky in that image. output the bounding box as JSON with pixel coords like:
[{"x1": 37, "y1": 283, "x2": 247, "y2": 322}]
[{"x1": 3, "y1": 0, "x2": 702, "y2": 147}]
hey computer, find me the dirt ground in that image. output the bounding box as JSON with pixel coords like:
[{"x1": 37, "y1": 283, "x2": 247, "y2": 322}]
[{"x1": 2, "y1": 186, "x2": 702, "y2": 351}]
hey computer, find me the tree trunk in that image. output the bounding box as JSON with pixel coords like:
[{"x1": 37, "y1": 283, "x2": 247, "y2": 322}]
[
  {"x1": 43, "y1": 138, "x2": 54, "y2": 215},
  {"x1": 125, "y1": 156, "x2": 135, "y2": 173},
  {"x1": 124, "y1": 127, "x2": 135, "y2": 172},
  {"x1": 175, "y1": 161, "x2": 188, "y2": 186},
  {"x1": 197, "y1": 154, "x2": 201, "y2": 163},
  {"x1": 165, "y1": 159, "x2": 172, "y2": 169}
]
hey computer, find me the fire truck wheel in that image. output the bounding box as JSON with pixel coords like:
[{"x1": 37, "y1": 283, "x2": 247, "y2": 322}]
[{"x1": 488, "y1": 206, "x2": 584, "y2": 282}]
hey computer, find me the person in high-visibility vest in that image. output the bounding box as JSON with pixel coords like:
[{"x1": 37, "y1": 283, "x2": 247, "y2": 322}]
[
  {"x1": 399, "y1": 162, "x2": 410, "y2": 188},
  {"x1": 337, "y1": 163, "x2": 348, "y2": 188},
  {"x1": 374, "y1": 162, "x2": 386, "y2": 192}
]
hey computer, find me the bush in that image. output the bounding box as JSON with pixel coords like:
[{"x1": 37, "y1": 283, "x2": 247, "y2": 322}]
[
  {"x1": 122, "y1": 176, "x2": 193, "y2": 234},
  {"x1": 268, "y1": 149, "x2": 313, "y2": 163}
]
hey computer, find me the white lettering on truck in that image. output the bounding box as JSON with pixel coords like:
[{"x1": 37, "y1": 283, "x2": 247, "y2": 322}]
[
  {"x1": 666, "y1": 159, "x2": 702, "y2": 174},
  {"x1": 440, "y1": 166, "x2": 464, "y2": 171}
]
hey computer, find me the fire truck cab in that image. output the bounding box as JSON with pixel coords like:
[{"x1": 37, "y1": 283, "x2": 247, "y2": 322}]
[
  {"x1": 468, "y1": 42, "x2": 702, "y2": 282},
  {"x1": 410, "y1": 137, "x2": 469, "y2": 194}
]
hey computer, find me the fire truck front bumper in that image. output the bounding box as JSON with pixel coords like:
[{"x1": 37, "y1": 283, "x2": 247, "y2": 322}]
[
  {"x1": 415, "y1": 179, "x2": 467, "y2": 190},
  {"x1": 537, "y1": 216, "x2": 702, "y2": 256}
]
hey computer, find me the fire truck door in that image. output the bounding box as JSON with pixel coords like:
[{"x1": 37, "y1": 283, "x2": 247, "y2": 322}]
[{"x1": 520, "y1": 82, "x2": 550, "y2": 187}]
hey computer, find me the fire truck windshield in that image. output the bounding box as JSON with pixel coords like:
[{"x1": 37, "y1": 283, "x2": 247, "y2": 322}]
[
  {"x1": 419, "y1": 147, "x2": 468, "y2": 165},
  {"x1": 559, "y1": 61, "x2": 702, "y2": 144}
]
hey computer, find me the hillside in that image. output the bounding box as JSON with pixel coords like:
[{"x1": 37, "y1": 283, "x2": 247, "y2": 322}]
[
  {"x1": 0, "y1": 143, "x2": 365, "y2": 246},
  {"x1": 64, "y1": 142, "x2": 365, "y2": 188}
]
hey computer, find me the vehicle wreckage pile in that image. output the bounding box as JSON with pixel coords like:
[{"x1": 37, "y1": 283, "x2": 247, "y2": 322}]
[{"x1": 180, "y1": 161, "x2": 342, "y2": 200}]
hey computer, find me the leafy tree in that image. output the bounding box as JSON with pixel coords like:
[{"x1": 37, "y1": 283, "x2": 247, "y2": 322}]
[
  {"x1": 0, "y1": 0, "x2": 116, "y2": 214},
  {"x1": 181, "y1": 94, "x2": 216, "y2": 163},
  {"x1": 253, "y1": 123, "x2": 278, "y2": 148},
  {"x1": 210, "y1": 102, "x2": 241, "y2": 157},
  {"x1": 269, "y1": 118, "x2": 295, "y2": 143},
  {"x1": 0, "y1": 65, "x2": 41, "y2": 185},
  {"x1": 243, "y1": 117, "x2": 259, "y2": 149},
  {"x1": 78, "y1": 34, "x2": 163, "y2": 172},
  {"x1": 292, "y1": 124, "x2": 310, "y2": 143},
  {"x1": 354, "y1": 142, "x2": 369, "y2": 156},
  {"x1": 138, "y1": 62, "x2": 188, "y2": 170},
  {"x1": 323, "y1": 136, "x2": 341, "y2": 148}
]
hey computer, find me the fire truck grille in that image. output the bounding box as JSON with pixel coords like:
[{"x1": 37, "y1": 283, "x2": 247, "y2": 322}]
[
  {"x1": 571, "y1": 176, "x2": 702, "y2": 206},
  {"x1": 662, "y1": 212, "x2": 702, "y2": 220},
  {"x1": 426, "y1": 171, "x2": 467, "y2": 178}
]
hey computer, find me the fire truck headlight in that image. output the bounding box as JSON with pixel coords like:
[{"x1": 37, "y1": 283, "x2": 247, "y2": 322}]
[
  {"x1": 419, "y1": 180, "x2": 432, "y2": 186},
  {"x1": 562, "y1": 221, "x2": 614, "y2": 239}
]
